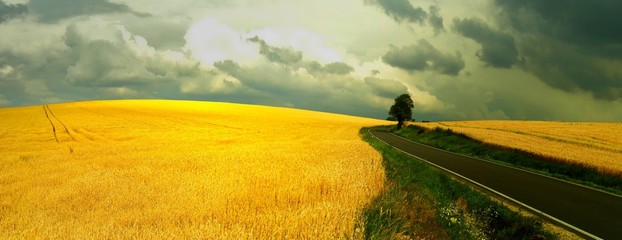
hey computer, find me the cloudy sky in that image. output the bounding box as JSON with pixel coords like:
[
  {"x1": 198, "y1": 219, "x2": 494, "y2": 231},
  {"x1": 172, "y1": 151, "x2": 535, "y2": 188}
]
[{"x1": 1, "y1": 0, "x2": 621, "y2": 121}]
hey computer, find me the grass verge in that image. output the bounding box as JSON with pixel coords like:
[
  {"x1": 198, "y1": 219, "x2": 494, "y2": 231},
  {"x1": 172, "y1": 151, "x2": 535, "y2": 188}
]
[
  {"x1": 361, "y1": 127, "x2": 555, "y2": 240},
  {"x1": 393, "y1": 125, "x2": 622, "y2": 195}
]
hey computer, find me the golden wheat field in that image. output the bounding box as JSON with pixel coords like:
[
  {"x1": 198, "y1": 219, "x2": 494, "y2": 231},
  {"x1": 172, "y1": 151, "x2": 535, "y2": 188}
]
[
  {"x1": 0, "y1": 100, "x2": 389, "y2": 239},
  {"x1": 413, "y1": 121, "x2": 622, "y2": 175}
]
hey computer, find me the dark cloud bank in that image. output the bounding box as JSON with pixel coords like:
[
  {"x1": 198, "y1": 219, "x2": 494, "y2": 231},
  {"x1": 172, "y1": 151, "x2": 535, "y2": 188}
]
[
  {"x1": 453, "y1": 18, "x2": 518, "y2": 68},
  {"x1": 383, "y1": 39, "x2": 464, "y2": 76},
  {"x1": 366, "y1": 0, "x2": 427, "y2": 24},
  {"x1": 1, "y1": 0, "x2": 149, "y2": 23},
  {"x1": 365, "y1": 0, "x2": 444, "y2": 33},
  {"x1": 493, "y1": 0, "x2": 622, "y2": 100},
  {"x1": 247, "y1": 36, "x2": 354, "y2": 75},
  {"x1": 0, "y1": 1, "x2": 27, "y2": 23}
]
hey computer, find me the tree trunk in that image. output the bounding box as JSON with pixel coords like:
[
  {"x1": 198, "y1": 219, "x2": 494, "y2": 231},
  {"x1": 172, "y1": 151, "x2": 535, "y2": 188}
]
[{"x1": 397, "y1": 120, "x2": 404, "y2": 129}]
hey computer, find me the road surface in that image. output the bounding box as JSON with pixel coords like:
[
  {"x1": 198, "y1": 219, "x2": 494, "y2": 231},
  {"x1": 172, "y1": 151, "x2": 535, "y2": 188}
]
[{"x1": 369, "y1": 128, "x2": 622, "y2": 240}]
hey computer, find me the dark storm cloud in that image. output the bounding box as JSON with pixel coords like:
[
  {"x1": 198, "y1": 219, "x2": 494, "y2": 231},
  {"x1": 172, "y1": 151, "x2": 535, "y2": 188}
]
[
  {"x1": 214, "y1": 60, "x2": 307, "y2": 96},
  {"x1": 0, "y1": 22, "x2": 210, "y2": 106},
  {"x1": 212, "y1": 58, "x2": 395, "y2": 118},
  {"x1": 0, "y1": 66, "x2": 26, "y2": 105},
  {"x1": 306, "y1": 61, "x2": 354, "y2": 75},
  {"x1": 519, "y1": 40, "x2": 622, "y2": 100},
  {"x1": 62, "y1": 24, "x2": 150, "y2": 88},
  {"x1": 496, "y1": 0, "x2": 622, "y2": 51},
  {"x1": 428, "y1": 5, "x2": 444, "y2": 34},
  {"x1": 453, "y1": 18, "x2": 518, "y2": 68},
  {"x1": 213, "y1": 58, "x2": 350, "y2": 97},
  {"x1": 382, "y1": 39, "x2": 464, "y2": 75},
  {"x1": 365, "y1": 0, "x2": 427, "y2": 24},
  {"x1": 213, "y1": 60, "x2": 240, "y2": 75},
  {"x1": 66, "y1": 40, "x2": 150, "y2": 87},
  {"x1": 248, "y1": 36, "x2": 302, "y2": 64},
  {"x1": 493, "y1": 0, "x2": 622, "y2": 100},
  {"x1": 29, "y1": 0, "x2": 149, "y2": 23},
  {"x1": 323, "y1": 62, "x2": 354, "y2": 75},
  {"x1": 247, "y1": 36, "x2": 353, "y2": 75},
  {"x1": 123, "y1": 18, "x2": 189, "y2": 50},
  {"x1": 60, "y1": 23, "x2": 205, "y2": 92},
  {"x1": 0, "y1": 40, "x2": 81, "y2": 104},
  {"x1": 364, "y1": 77, "x2": 408, "y2": 98},
  {"x1": 366, "y1": 0, "x2": 446, "y2": 33},
  {"x1": 0, "y1": 1, "x2": 27, "y2": 24}
]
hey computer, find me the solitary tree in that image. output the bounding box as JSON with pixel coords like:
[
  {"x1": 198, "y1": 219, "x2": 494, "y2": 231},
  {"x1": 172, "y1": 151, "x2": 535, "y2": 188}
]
[{"x1": 389, "y1": 93, "x2": 414, "y2": 129}]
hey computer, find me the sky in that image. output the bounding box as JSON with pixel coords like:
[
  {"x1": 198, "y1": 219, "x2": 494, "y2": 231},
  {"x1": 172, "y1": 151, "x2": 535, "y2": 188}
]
[{"x1": 1, "y1": 0, "x2": 621, "y2": 121}]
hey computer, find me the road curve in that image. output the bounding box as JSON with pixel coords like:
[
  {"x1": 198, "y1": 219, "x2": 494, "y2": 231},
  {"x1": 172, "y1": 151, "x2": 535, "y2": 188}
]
[{"x1": 369, "y1": 128, "x2": 622, "y2": 240}]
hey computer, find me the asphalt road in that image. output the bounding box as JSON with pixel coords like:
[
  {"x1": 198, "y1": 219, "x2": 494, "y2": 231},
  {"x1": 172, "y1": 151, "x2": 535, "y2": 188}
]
[{"x1": 369, "y1": 128, "x2": 622, "y2": 240}]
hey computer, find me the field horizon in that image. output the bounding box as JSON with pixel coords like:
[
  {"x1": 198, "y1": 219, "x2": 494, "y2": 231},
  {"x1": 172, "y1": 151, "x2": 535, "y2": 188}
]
[{"x1": 0, "y1": 99, "x2": 388, "y2": 121}]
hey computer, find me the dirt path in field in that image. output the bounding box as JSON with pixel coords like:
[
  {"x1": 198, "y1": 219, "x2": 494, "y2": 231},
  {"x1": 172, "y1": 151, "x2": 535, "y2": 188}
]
[
  {"x1": 370, "y1": 128, "x2": 622, "y2": 240},
  {"x1": 43, "y1": 105, "x2": 76, "y2": 144}
]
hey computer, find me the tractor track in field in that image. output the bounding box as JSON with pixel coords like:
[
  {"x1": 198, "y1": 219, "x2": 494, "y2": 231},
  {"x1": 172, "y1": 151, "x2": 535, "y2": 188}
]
[
  {"x1": 43, "y1": 105, "x2": 76, "y2": 144},
  {"x1": 45, "y1": 105, "x2": 76, "y2": 141},
  {"x1": 43, "y1": 105, "x2": 59, "y2": 143}
]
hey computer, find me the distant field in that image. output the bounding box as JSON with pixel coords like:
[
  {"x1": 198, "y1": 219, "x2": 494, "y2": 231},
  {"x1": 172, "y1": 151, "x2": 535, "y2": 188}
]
[
  {"x1": 0, "y1": 100, "x2": 388, "y2": 239},
  {"x1": 413, "y1": 121, "x2": 622, "y2": 175}
]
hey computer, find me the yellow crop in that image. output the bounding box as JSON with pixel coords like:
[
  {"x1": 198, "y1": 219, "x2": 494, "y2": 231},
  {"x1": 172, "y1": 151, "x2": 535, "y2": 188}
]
[
  {"x1": 413, "y1": 121, "x2": 622, "y2": 175},
  {"x1": 0, "y1": 100, "x2": 388, "y2": 239}
]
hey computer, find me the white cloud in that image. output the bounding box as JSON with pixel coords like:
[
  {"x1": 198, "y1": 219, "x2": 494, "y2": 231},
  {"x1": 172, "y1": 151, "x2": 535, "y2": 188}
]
[
  {"x1": 184, "y1": 18, "x2": 261, "y2": 66},
  {"x1": 179, "y1": 71, "x2": 242, "y2": 95},
  {"x1": 0, "y1": 65, "x2": 14, "y2": 75},
  {"x1": 183, "y1": 17, "x2": 344, "y2": 67},
  {"x1": 248, "y1": 28, "x2": 343, "y2": 63}
]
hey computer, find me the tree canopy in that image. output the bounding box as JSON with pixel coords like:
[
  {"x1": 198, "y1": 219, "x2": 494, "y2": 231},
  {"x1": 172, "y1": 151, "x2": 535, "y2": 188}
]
[{"x1": 389, "y1": 94, "x2": 414, "y2": 129}]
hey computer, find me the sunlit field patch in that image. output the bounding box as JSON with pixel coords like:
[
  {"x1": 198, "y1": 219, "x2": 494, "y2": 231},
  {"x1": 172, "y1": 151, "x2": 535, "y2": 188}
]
[
  {"x1": 413, "y1": 121, "x2": 622, "y2": 175},
  {"x1": 0, "y1": 100, "x2": 388, "y2": 239}
]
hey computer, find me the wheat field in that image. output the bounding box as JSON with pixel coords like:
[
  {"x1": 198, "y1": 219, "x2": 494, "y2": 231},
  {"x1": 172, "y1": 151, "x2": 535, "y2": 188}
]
[
  {"x1": 0, "y1": 100, "x2": 388, "y2": 239},
  {"x1": 413, "y1": 121, "x2": 622, "y2": 175}
]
